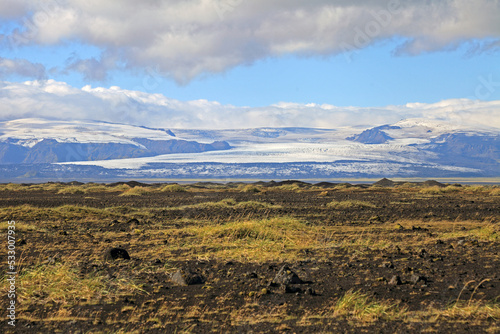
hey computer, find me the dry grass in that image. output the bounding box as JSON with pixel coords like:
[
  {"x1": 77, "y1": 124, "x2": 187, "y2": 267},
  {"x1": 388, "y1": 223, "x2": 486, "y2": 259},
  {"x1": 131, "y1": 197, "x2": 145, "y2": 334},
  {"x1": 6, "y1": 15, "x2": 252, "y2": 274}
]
[
  {"x1": 436, "y1": 300, "x2": 500, "y2": 320},
  {"x1": 172, "y1": 199, "x2": 281, "y2": 211},
  {"x1": 10, "y1": 252, "x2": 149, "y2": 308},
  {"x1": 160, "y1": 184, "x2": 187, "y2": 192},
  {"x1": 0, "y1": 220, "x2": 42, "y2": 232},
  {"x1": 420, "y1": 185, "x2": 457, "y2": 194},
  {"x1": 327, "y1": 200, "x2": 377, "y2": 209},
  {"x1": 331, "y1": 290, "x2": 407, "y2": 322},
  {"x1": 490, "y1": 187, "x2": 500, "y2": 196},
  {"x1": 440, "y1": 223, "x2": 500, "y2": 242},
  {"x1": 240, "y1": 184, "x2": 262, "y2": 193},
  {"x1": 82, "y1": 184, "x2": 131, "y2": 193},
  {"x1": 163, "y1": 217, "x2": 321, "y2": 261},
  {"x1": 272, "y1": 183, "x2": 303, "y2": 191},
  {"x1": 464, "y1": 185, "x2": 490, "y2": 193},
  {"x1": 57, "y1": 186, "x2": 85, "y2": 194},
  {"x1": 0, "y1": 204, "x2": 154, "y2": 223},
  {"x1": 0, "y1": 183, "x2": 26, "y2": 192},
  {"x1": 119, "y1": 186, "x2": 153, "y2": 196},
  {"x1": 2, "y1": 182, "x2": 498, "y2": 332},
  {"x1": 0, "y1": 182, "x2": 131, "y2": 194},
  {"x1": 18, "y1": 261, "x2": 108, "y2": 304}
]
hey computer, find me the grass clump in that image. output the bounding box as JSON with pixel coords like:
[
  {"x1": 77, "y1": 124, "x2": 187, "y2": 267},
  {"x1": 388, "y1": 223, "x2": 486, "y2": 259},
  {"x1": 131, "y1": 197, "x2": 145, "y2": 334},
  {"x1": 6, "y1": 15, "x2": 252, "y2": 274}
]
[
  {"x1": 0, "y1": 204, "x2": 152, "y2": 222},
  {"x1": 0, "y1": 183, "x2": 26, "y2": 192},
  {"x1": 332, "y1": 290, "x2": 406, "y2": 322},
  {"x1": 438, "y1": 300, "x2": 500, "y2": 320},
  {"x1": 274, "y1": 183, "x2": 302, "y2": 191},
  {"x1": 0, "y1": 220, "x2": 41, "y2": 232},
  {"x1": 327, "y1": 200, "x2": 376, "y2": 209},
  {"x1": 160, "y1": 184, "x2": 187, "y2": 192},
  {"x1": 57, "y1": 186, "x2": 85, "y2": 195},
  {"x1": 464, "y1": 185, "x2": 489, "y2": 193},
  {"x1": 489, "y1": 187, "x2": 500, "y2": 196},
  {"x1": 198, "y1": 218, "x2": 307, "y2": 242},
  {"x1": 240, "y1": 184, "x2": 261, "y2": 193},
  {"x1": 182, "y1": 217, "x2": 318, "y2": 261},
  {"x1": 15, "y1": 259, "x2": 148, "y2": 306},
  {"x1": 82, "y1": 184, "x2": 117, "y2": 193},
  {"x1": 175, "y1": 198, "x2": 280, "y2": 210},
  {"x1": 420, "y1": 185, "x2": 464, "y2": 195},
  {"x1": 440, "y1": 224, "x2": 499, "y2": 243},
  {"x1": 235, "y1": 201, "x2": 280, "y2": 209},
  {"x1": 17, "y1": 262, "x2": 107, "y2": 304},
  {"x1": 195, "y1": 198, "x2": 237, "y2": 208}
]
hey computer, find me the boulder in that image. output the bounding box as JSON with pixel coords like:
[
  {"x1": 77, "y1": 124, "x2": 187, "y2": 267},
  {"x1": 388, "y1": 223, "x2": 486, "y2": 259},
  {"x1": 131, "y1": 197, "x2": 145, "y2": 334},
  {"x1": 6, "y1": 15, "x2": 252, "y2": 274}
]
[
  {"x1": 273, "y1": 265, "x2": 304, "y2": 285},
  {"x1": 170, "y1": 269, "x2": 204, "y2": 286},
  {"x1": 103, "y1": 248, "x2": 130, "y2": 261}
]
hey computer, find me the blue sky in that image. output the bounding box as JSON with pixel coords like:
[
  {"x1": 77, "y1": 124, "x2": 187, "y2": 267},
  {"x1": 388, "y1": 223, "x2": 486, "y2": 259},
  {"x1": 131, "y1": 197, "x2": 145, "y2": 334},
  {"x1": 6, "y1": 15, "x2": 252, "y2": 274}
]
[
  {"x1": 0, "y1": 0, "x2": 499, "y2": 128},
  {"x1": 3, "y1": 37, "x2": 499, "y2": 107}
]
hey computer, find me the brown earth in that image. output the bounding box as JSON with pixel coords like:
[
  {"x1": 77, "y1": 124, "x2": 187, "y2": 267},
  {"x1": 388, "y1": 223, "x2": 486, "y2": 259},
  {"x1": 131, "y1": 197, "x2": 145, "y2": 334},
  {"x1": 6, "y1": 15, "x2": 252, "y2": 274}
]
[{"x1": 0, "y1": 181, "x2": 499, "y2": 333}]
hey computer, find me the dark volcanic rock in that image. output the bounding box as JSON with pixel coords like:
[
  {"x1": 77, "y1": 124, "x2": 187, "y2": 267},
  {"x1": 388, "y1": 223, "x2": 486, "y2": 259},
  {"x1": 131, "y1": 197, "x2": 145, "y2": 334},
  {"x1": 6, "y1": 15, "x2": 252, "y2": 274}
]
[
  {"x1": 127, "y1": 218, "x2": 140, "y2": 225},
  {"x1": 410, "y1": 274, "x2": 428, "y2": 285},
  {"x1": 389, "y1": 275, "x2": 403, "y2": 285},
  {"x1": 170, "y1": 269, "x2": 204, "y2": 286},
  {"x1": 273, "y1": 265, "x2": 304, "y2": 285},
  {"x1": 279, "y1": 285, "x2": 301, "y2": 294},
  {"x1": 103, "y1": 248, "x2": 131, "y2": 261}
]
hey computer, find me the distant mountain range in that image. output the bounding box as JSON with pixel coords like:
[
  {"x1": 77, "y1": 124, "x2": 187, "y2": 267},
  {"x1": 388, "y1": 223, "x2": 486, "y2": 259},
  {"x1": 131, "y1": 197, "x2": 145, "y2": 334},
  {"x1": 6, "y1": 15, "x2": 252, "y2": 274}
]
[
  {"x1": 0, "y1": 138, "x2": 231, "y2": 164},
  {"x1": 0, "y1": 118, "x2": 498, "y2": 181}
]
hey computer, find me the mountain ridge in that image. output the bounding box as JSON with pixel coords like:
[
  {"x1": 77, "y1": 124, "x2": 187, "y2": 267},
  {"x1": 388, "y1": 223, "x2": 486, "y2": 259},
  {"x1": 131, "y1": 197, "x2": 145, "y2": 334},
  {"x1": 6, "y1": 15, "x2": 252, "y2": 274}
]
[{"x1": 0, "y1": 117, "x2": 498, "y2": 180}]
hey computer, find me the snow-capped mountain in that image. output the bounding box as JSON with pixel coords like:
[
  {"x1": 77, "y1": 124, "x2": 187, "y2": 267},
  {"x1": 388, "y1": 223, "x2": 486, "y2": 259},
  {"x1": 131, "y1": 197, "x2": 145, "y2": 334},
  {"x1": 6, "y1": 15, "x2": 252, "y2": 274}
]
[
  {"x1": 0, "y1": 119, "x2": 231, "y2": 164},
  {"x1": 0, "y1": 118, "x2": 498, "y2": 181}
]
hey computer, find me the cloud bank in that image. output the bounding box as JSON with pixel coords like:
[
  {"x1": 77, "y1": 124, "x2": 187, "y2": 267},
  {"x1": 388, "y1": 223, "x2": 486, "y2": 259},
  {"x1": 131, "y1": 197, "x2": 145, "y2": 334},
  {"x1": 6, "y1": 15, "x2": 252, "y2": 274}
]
[
  {"x1": 0, "y1": 57, "x2": 46, "y2": 80},
  {"x1": 1, "y1": 0, "x2": 499, "y2": 82},
  {"x1": 0, "y1": 80, "x2": 498, "y2": 130}
]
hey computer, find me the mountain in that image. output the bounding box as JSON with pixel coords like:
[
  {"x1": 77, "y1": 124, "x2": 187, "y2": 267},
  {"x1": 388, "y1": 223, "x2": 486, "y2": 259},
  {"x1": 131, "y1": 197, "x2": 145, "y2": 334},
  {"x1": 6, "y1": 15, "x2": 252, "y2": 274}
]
[
  {"x1": 0, "y1": 119, "x2": 231, "y2": 164},
  {"x1": 346, "y1": 126, "x2": 396, "y2": 144},
  {"x1": 0, "y1": 117, "x2": 498, "y2": 181},
  {"x1": 420, "y1": 133, "x2": 500, "y2": 172}
]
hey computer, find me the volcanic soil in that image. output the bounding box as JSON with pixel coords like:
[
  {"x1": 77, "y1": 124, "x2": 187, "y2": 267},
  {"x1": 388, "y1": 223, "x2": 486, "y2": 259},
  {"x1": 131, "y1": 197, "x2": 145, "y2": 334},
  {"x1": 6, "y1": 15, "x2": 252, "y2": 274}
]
[{"x1": 1, "y1": 180, "x2": 499, "y2": 333}]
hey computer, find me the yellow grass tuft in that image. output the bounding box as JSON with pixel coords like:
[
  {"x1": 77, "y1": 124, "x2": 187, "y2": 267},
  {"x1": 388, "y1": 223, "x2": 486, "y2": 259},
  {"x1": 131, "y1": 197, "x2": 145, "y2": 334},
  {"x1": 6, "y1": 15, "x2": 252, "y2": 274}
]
[
  {"x1": 160, "y1": 184, "x2": 187, "y2": 192},
  {"x1": 173, "y1": 198, "x2": 281, "y2": 210},
  {"x1": 240, "y1": 184, "x2": 262, "y2": 193},
  {"x1": 18, "y1": 262, "x2": 107, "y2": 304},
  {"x1": 490, "y1": 187, "x2": 500, "y2": 196},
  {"x1": 327, "y1": 200, "x2": 377, "y2": 209},
  {"x1": 332, "y1": 290, "x2": 406, "y2": 322},
  {"x1": 57, "y1": 186, "x2": 85, "y2": 194},
  {"x1": 119, "y1": 186, "x2": 152, "y2": 196},
  {"x1": 178, "y1": 217, "x2": 318, "y2": 261}
]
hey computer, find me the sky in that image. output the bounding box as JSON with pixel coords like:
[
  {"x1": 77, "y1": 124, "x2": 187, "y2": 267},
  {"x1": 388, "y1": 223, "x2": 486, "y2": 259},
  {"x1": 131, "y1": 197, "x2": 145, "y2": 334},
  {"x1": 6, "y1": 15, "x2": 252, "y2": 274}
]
[{"x1": 0, "y1": 0, "x2": 499, "y2": 129}]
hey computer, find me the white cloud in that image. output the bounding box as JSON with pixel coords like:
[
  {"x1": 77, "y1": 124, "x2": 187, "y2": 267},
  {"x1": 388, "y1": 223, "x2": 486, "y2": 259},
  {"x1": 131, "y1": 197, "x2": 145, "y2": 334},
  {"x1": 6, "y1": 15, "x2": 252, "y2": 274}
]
[
  {"x1": 0, "y1": 57, "x2": 46, "y2": 80},
  {"x1": 0, "y1": 80, "x2": 499, "y2": 130},
  {"x1": 65, "y1": 57, "x2": 110, "y2": 82},
  {"x1": 2, "y1": 0, "x2": 499, "y2": 82},
  {"x1": 0, "y1": 0, "x2": 27, "y2": 18}
]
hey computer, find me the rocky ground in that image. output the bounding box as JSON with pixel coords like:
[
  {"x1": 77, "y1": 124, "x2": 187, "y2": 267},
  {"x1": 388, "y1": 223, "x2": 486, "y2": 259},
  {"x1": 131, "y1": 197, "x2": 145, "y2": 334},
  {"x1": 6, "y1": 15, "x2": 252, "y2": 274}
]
[{"x1": 0, "y1": 180, "x2": 499, "y2": 333}]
